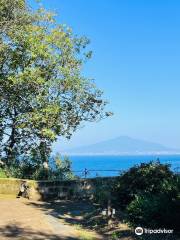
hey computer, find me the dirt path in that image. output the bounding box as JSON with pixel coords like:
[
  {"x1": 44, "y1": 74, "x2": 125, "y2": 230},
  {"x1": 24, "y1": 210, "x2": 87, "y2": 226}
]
[{"x1": 0, "y1": 197, "x2": 103, "y2": 240}]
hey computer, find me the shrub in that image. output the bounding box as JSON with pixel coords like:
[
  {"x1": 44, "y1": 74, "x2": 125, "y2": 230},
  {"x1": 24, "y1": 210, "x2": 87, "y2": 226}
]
[
  {"x1": 126, "y1": 188, "x2": 180, "y2": 231},
  {"x1": 2, "y1": 154, "x2": 75, "y2": 180},
  {"x1": 113, "y1": 161, "x2": 176, "y2": 208},
  {"x1": 113, "y1": 161, "x2": 180, "y2": 232},
  {"x1": 0, "y1": 168, "x2": 7, "y2": 178},
  {"x1": 53, "y1": 154, "x2": 75, "y2": 180}
]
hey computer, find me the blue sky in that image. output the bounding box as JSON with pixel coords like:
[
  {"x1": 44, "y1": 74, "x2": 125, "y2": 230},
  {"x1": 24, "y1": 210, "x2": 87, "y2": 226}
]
[{"x1": 29, "y1": 0, "x2": 180, "y2": 150}]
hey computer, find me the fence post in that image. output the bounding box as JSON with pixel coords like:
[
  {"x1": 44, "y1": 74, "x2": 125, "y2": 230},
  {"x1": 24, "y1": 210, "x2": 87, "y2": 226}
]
[{"x1": 84, "y1": 168, "x2": 88, "y2": 178}]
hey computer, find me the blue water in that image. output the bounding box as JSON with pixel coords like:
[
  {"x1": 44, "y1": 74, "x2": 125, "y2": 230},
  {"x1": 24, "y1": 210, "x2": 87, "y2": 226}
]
[{"x1": 68, "y1": 155, "x2": 180, "y2": 178}]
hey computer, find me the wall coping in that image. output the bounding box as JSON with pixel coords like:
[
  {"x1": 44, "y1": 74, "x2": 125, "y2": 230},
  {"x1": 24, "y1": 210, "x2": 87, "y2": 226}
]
[{"x1": 0, "y1": 176, "x2": 118, "y2": 183}]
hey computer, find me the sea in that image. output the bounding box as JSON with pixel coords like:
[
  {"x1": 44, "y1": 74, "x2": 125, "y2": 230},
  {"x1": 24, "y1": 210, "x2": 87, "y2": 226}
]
[{"x1": 67, "y1": 155, "x2": 180, "y2": 178}]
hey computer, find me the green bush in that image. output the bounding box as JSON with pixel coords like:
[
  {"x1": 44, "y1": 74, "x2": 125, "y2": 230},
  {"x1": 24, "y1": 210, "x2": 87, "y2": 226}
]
[
  {"x1": 114, "y1": 161, "x2": 176, "y2": 208},
  {"x1": 2, "y1": 154, "x2": 75, "y2": 180},
  {"x1": 113, "y1": 161, "x2": 180, "y2": 232},
  {"x1": 127, "y1": 189, "x2": 180, "y2": 231},
  {"x1": 53, "y1": 154, "x2": 75, "y2": 180},
  {"x1": 0, "y1": 168, "x2": 7, "y2": 178}
]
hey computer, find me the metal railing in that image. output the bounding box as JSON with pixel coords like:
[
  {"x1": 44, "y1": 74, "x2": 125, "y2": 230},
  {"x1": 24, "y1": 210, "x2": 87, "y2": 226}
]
[
  {"x1": 72, "y1": 166, "x2": 180, "y2": 178},
  {"x1": 73, "y1": 168, "x2": 124, "y2": 178}
]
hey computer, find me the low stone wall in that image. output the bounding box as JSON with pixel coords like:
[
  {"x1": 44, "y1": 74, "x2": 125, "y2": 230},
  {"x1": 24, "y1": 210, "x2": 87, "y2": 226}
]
[
  {"x1": 0, "y1": 177, "x2": 118, "y2": 201},
  {"x1": 0, "y1": 178, "x2": 38, "y2": 197},
  {"x1": 0, "y1": 178, "x2": 24, "y2": 195}
]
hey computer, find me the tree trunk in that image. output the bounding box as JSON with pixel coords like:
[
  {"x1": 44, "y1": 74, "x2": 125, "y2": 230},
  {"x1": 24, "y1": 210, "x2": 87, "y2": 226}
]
[
  {"x1": 6, "y1": 123, "x2": 16, "y2": 166},
  {"x1": 5, "y1": 107, "x2": 18, "y2": 166}
]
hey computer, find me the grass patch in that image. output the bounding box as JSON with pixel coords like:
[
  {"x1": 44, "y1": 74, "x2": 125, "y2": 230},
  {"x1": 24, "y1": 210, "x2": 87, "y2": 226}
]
[
  {"x1": 0, "y1": 168, "x2": 7, "y2": 178},
  {"x1": 75, "y1": 225, "x2": 101, "y2": 240}
]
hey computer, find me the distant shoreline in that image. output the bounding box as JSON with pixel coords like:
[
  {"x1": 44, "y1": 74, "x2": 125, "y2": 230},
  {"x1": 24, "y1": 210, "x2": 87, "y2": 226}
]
[{"x1": 60, "y1": 152, "x2": 180, "y2": 157}]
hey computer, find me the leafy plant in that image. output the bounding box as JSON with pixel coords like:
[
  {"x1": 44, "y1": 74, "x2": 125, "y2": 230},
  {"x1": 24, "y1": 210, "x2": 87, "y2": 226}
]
[
  {"x1": 0, "y1": 0, "x2": 111, "y2": 168},
  {"x1": 55, "y1": 154, "x2": 75, "y2": 180},
  {"x1": 113, "y1": 161, "x2": 180, "y2": 232},
  {"x1": 126, "y1": 189, "x2": 180, "y2": 231},
  {"x1": 0, "y1": 168, "x2": 7, "y2": 178},
  {"x1": 113, "y1": 161, "x2": 176, "y2": 207}
]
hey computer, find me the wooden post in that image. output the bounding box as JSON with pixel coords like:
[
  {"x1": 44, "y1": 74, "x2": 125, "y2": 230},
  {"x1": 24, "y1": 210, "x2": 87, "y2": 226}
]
[{"x1": 107, "y1": 198, "x2": 113, "y2": 227}]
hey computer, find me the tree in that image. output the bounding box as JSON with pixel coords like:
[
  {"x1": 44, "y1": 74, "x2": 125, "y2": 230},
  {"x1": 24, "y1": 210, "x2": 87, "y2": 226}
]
[
  {"x1": 0, "y1": 0, "x2": 111, "y2": 168},
  {"x1": 0, "y1": 0, "x2": 29, "y2": 34}
]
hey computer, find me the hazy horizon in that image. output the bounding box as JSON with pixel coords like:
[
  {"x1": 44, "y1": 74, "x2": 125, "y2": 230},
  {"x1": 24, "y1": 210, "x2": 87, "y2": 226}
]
[{"x1": 53, "y1": 135, "x2": 180, "y2": 154}]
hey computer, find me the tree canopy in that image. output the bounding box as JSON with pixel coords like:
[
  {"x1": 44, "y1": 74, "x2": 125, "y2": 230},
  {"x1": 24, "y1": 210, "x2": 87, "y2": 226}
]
[{"x1": 0, "y1": 0, "x2": 111, "y2": 168}]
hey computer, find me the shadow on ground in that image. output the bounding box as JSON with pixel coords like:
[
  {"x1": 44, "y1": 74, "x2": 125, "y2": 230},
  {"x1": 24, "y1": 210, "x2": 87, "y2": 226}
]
[
  {"x1": 26, "y1": 200, "x2": 104, "y2": 228},
  {"x1": 25, "y1": 200, "x2": 179, "y2": 240},
  {"x1": 0, "y1": 224, "x2": 78, "y2": 240},
  {"x1": 25, "y1": 200, "x2": 128, "y2": 239}
]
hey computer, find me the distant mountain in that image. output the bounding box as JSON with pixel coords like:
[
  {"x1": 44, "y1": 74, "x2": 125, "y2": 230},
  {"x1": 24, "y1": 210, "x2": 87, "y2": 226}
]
[{"x1": 62, "y1": 136, "x2": 180, "y2": 155}]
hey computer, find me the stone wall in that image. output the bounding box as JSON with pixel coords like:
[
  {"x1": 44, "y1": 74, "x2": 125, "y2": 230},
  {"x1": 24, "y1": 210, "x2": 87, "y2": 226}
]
[
  {"x1": 0, "y1": 178, "x2": 24, "y2": 195},
  {"x1": 0, "y1": 177, "x2": 118, "y2": 201}
]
